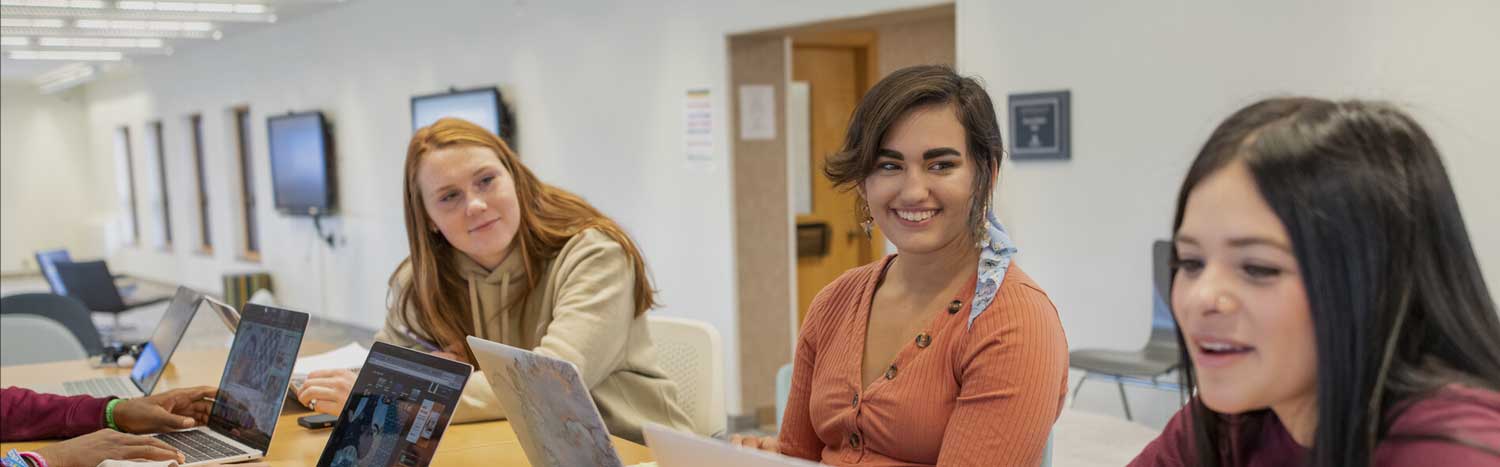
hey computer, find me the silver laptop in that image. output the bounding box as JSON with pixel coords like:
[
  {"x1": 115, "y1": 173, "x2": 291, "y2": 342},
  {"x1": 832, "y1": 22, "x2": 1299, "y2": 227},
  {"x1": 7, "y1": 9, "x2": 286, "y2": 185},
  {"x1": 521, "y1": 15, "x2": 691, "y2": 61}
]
[
  {"x1": 151, "y1": 303, "x2": 307, "y2": 466},
  {"x1": 54, "y1": 286, "x2": 204, "y2": 398},
  {"x1": 466, "y1": 336, "x2": 624, "y2": 467},
  {"x1": 643, "y1": 423, "x2": 819, "y2": 467},
  {"x1": 201, "y1": 296, "x2": 241, "y2": 332}
]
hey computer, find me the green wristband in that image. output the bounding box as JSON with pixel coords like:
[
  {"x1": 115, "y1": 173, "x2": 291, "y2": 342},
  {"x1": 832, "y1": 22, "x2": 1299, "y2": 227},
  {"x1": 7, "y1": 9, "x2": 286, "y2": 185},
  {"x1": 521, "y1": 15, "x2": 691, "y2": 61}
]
[{"x1": 105, "y1": 398, "x2": 123, "y2": 431}]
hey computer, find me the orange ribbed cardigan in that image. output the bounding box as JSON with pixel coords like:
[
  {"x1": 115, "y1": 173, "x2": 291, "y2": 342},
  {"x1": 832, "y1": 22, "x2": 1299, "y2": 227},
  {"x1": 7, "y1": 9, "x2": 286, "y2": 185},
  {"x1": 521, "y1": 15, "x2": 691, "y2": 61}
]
[{"x1": 778, "y1": 255, "x2": 1069, "y2": 466}]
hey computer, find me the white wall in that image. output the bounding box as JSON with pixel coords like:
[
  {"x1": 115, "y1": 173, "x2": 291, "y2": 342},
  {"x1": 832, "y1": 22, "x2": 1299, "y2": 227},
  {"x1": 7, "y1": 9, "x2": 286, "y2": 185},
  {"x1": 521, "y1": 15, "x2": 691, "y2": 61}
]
[
  {"x1": 962, "y1": 0, "x2": 1500, "y2": 353},
  {"x1": 66, "y1": 0, "x2": 949, "y2": 416},
  {"x1": 0, "y1": 82, "x2": 112, "y2": 274}
]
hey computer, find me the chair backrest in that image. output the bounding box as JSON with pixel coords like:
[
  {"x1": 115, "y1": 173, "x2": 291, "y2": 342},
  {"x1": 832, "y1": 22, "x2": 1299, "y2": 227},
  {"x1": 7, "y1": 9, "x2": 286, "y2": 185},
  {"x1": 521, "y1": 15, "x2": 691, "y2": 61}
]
[
  {"x1": 647, "y1": 315, "x2": 726, "y2": 437},
  {"x1": 34, "y1": 249, "x2": 72, "y2": 295},
  {"x1": 1, "y1": 314, "x2": 89, "y2": 365},
  {"x1": 248, "y1": 288, "x2": 277, "y2": 306},
  {"x1": 0, "y1": 293, "x2": 106, "y2": 355},
  {"x1": 1146, "y1": 240, "x2": 1180, "y2": 359},
  {"x1": 54, "y1": 260, "x2": 127, "y2": 312},
  {"x1": 775, "y1": 363, "x2": 794, "y2": 429}
]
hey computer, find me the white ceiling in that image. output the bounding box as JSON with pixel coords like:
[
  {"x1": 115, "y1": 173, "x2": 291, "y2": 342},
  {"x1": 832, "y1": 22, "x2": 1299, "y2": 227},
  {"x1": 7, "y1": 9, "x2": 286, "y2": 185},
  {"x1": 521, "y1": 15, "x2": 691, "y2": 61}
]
[{"x1": 1, "y1": 0, "x2": 350, "y2": 81}]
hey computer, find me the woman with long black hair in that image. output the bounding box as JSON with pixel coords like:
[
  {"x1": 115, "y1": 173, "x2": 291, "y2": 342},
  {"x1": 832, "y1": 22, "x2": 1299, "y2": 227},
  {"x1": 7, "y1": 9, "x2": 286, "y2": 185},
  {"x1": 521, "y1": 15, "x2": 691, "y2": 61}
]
[{"x1": 1130, "y1": 97, "x2": 1500, "y2": 466}]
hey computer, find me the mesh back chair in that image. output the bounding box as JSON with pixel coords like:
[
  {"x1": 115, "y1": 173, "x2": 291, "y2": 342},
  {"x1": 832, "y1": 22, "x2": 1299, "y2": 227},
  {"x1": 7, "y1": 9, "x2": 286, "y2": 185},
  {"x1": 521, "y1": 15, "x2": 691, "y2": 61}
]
[
  {"x1": 1067, "y1": 240, "x2": 1182, "y2": 421},
  {"x1": 0, "y1": 293, "x2": 106, "y2": 355},
  {"x1": 646, "y1": 316, "x2": 727, "y2": 437},
  {"x1": 34, "y1": 249, "x2": 72, "y2": 295},
  {"x1": 54, "y1": 260, "x2": 170, "y2": 337}
]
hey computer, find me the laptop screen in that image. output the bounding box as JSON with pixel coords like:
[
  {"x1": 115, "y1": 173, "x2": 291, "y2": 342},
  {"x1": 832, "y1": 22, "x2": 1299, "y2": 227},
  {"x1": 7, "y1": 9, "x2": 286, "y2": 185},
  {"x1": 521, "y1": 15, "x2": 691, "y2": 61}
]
[
  {"x1": 208, "y1": 303, "x2": 307, "y2": 453},
  {"x1": 316, "y1": 341, "x2": 471, "y2": 467},
  {"x1": 130, "y1": 286, "x2": 204, "y2": 394}
]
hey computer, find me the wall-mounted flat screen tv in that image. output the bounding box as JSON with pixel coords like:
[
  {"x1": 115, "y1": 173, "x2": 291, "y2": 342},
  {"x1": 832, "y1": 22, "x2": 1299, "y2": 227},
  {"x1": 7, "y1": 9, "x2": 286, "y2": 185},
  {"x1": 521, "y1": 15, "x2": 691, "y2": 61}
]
[
  {"x1": 267, "y1": 111, "x2": 336, "y2": 215},
  {"x1": 411, "y1": 86, "x2": 512, "y2": 143}
]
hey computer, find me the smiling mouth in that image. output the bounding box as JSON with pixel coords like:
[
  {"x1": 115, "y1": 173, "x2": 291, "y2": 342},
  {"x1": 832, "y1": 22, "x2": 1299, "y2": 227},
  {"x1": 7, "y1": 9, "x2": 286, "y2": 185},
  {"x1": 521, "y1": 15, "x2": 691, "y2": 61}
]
[
  {"x1": 892, "y1": 209, "x2": 939, "y2": 223},
  {"x1": 468, "y1": 218, "x2": 500, "y2": 233},
  {"x1": 1198, "y1": 341, "x2": 1255, "y2": 355}
]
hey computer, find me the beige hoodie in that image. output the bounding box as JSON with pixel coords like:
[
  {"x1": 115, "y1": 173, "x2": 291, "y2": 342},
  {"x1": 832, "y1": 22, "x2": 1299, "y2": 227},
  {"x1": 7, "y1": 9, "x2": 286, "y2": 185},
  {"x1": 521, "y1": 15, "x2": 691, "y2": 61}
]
[{"x1": 375, "y1": 228, "x2": 695, "y2": 444}]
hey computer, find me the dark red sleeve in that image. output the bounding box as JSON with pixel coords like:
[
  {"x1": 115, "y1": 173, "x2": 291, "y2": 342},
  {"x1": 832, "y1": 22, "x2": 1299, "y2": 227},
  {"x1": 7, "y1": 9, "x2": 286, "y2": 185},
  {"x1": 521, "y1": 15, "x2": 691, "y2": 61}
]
[
  {"x1": 1128, "y1": 403, "x2": 1197, "y2": 467},
  {"x1": 1, "y1": 386, "x2": 111, "y2": 441},
  {"x1": 1376, "y1": 386, "x2": 1500, "y2": 466}
]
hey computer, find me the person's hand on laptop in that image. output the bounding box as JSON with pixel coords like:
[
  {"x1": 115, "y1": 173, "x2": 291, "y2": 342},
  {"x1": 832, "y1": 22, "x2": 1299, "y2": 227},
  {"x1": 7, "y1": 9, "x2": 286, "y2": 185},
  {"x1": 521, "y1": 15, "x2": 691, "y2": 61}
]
[
  {"x1": 34, "y1": 429, "x2": 184, "y2": 467},
  {"x1": 297, "y1": 368, "x2": 357, "y2": 416},
  {"x1": 114, "y1": 386, "x2": 218, "y2": 434},
  {"x1": 728, "y1": 434, "x2": 779, "y2": 453}
]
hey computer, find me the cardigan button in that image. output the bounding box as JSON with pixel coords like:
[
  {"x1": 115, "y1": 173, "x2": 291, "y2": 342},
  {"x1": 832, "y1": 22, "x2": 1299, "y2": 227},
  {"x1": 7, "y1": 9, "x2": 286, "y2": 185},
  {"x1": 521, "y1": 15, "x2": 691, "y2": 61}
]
[
  {"x1": 948, "y1": 300, "x2": 963, "y2": 314},
  {"x1": 915, "y1": 333, "x2": 932, "y2": 349},
  {"x1": 884, "y1": 365, "x2": 898, "y2": 380},
  {"x1": 849, "y1": 432, "x2": 862, "y2": 449}
]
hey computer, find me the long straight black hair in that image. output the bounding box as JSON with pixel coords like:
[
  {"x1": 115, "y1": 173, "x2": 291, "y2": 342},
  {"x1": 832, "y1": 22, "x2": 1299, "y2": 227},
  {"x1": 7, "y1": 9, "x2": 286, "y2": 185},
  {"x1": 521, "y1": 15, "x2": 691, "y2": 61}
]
[{"x1": 1171, "y1": 97, "x2": 1500, "y2": 466}]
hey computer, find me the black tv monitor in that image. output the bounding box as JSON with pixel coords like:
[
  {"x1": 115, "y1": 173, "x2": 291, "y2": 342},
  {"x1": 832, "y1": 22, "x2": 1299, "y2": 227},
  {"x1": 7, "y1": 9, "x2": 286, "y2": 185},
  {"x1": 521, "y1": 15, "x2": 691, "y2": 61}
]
[
  {"x1": 411, "y1": 87, "x2": 512, "y2": 142},
  {"x1": 267, "y1": 111, "x2": 336, "y2": 215}
]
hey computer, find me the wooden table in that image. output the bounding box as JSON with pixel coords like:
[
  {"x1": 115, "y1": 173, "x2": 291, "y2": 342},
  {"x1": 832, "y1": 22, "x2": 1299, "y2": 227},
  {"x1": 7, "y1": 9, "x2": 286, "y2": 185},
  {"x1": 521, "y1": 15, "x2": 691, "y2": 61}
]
[{"x1": 0, "y1": 340, "x2": 654, "y2": 466}]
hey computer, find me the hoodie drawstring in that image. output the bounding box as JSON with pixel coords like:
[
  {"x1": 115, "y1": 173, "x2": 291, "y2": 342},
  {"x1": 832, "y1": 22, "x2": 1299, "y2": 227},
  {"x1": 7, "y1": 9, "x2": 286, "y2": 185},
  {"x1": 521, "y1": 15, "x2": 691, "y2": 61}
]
[
  {"x1": 467, "y1": 276, "x2": 482, "y2": 349},
  {"x1": 467, "y1": 269, "x2": 515, "y2": 345}
]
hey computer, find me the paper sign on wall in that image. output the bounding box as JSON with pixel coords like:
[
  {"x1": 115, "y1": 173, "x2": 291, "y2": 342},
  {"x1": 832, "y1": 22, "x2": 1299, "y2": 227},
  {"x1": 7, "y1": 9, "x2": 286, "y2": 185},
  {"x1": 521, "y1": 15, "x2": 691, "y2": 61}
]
[
  {"x1": 738, "y1": 84, "x2": 776, "y2": 141},
  {"x1": 685, "y1": 87, "x2": 714, "y2": 164}
]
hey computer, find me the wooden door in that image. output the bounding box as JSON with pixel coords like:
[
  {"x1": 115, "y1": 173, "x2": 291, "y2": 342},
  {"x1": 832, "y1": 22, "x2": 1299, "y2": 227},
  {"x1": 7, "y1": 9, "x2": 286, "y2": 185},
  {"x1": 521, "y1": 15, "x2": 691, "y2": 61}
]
[{"x1": 792, "y1": 39, "x2": 885, "y2": 325}]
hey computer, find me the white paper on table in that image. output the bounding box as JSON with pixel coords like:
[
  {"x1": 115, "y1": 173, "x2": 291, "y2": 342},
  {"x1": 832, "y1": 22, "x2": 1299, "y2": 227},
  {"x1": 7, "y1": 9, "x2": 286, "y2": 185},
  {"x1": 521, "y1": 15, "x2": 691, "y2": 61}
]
[{"x1": 289, "y1": 342, "x2": 369, "y2": 393}]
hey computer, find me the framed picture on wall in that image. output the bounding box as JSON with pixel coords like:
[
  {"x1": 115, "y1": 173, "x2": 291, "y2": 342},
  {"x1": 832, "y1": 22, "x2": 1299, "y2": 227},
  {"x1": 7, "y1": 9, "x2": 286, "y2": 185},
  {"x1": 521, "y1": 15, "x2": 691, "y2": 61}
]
[{"x1": 1007, "y1": 90, "x2": 1070, "y2": 161}]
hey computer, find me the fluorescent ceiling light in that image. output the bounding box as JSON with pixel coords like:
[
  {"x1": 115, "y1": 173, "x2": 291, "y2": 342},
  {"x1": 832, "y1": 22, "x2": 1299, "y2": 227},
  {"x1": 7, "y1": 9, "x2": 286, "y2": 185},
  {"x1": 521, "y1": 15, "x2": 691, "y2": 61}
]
[
  {"x1": 36, "y1": 36, "x2": 164, "y2": 47},
  {"x1": 34, "y1": 62, "x2": 97, "y2": 94},
  {"x1": 0, "y1": 0, "x2": 106, "y2": 8},
  {"x1": 1, "y1": 18, "x2": 68, "y2": 28},
  {"x1": 115, "y1": 1, "x2": 267, "y2": 14},
  {"x1": 74, "y1": 19, "x2": 213, "y2": 31},
  {"x1": 9, "y1": 49, "x2": 123, "y2": 60},
  {"x1": 0, "y1": 36, "x2": 30, "y2": 46}
]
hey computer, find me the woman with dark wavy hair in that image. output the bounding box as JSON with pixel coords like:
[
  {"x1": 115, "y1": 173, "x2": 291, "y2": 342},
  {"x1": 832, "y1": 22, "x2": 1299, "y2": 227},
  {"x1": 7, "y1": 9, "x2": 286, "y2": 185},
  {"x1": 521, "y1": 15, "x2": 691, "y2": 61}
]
[
  {"x1": 1131, "y1": 97, "x2": 1500, "y2": 466},
  {"x1": 734, "y1": 65, "x2": 1069, "y2": 466}
]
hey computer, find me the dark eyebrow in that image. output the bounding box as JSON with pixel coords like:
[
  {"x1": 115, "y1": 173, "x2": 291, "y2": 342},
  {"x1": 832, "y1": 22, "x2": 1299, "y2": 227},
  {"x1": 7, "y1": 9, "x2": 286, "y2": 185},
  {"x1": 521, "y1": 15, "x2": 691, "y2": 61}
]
[
  {"x1": 1174, "y1": 234, "x2": 1293, "y2": 254},
  {"x1": 875, "y1": 147, "x2": 961, "y2": 161},
  {"x1": 923, "y1": 147, "x2": 961, "y2": 160},
  {"x1": 1228, "y1": 237, "x2": 1293, "y2": 254}
]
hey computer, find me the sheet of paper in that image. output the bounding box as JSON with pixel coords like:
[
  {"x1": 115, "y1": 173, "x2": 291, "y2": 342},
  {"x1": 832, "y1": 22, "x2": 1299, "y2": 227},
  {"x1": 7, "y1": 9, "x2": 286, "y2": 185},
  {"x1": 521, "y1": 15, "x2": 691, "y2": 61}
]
[{"x1": 289, "y1": 342, "x2": 368, "y2": 393}]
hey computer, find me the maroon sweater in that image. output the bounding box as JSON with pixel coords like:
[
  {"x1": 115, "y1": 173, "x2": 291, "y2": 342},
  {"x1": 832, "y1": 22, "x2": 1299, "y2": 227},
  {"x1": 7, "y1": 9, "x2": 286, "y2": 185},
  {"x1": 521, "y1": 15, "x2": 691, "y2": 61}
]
[
  {"x1": 1129, "y1": 384, "x2": 1500, "y2": 466},
  {"x1": 0, "y1": 387, "x2": 113, "y2": 441}
]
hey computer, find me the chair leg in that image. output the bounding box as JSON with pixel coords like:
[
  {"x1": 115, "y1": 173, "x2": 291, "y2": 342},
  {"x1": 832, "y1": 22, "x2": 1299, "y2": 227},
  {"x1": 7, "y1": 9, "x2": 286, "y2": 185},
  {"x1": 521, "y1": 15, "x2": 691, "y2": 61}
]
[
  {"x1": 111, "y1": 313, "x2": 123, "y2": 342},
  {"x1": 1069, "y1": 373, "x2": 1087, "y2": 408},
  {"x1": 1116, "y1": 379, "x2": 1133, "y2": 421}
]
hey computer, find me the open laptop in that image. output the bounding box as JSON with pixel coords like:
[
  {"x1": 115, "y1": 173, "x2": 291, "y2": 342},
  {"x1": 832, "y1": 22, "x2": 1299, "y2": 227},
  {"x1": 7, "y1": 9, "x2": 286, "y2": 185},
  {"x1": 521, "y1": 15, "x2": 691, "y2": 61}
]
[
  {"x1": 151, "y1": 303, "x2": 307, "y2": 466},
  {"x1": 314, "y1": 341, "x2": 471, "y2": 467},
  {"x1": 466, "y1": 336, "x2": 625, "y2": 467},
  {"x1": 201, "y1": 295, "x2": 241, "y2": 332},
  {"x1": 52, "y1": 286, "x2": 204, "y2": 398},
  {"x1": 643, "y1": 423, "x2": 818, "y2": 467}
]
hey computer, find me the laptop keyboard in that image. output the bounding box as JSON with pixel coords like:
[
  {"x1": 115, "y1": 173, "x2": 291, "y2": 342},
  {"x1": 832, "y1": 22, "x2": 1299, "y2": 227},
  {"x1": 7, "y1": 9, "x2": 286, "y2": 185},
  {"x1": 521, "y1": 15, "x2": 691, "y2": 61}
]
[
  {"x1": 157, "y1": 431, "x2": 247, "y2": 464},
  {"x1": 62, "y1": 377, "x2": 135, "y2": 397}
]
